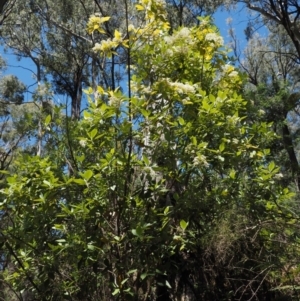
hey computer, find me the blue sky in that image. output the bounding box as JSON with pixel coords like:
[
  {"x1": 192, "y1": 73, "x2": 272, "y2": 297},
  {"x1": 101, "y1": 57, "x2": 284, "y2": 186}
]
[
  {"x1": 213, "y1": 4, "x2": 269, "y2": 57},
  {"x1": 215, "y1": 5, "x2": 248, "y2": 44}
]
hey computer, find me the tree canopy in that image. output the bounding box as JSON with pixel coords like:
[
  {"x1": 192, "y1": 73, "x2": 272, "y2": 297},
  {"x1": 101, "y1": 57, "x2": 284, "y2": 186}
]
[{"x1": 0, "y1": 0, "x2": 299, "y2": 300}]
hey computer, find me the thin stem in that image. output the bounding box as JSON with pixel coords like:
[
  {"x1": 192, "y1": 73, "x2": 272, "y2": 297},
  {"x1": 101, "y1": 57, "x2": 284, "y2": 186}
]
[{"x1": 123, "y1": 0, "x2": 132, "y2": 200}]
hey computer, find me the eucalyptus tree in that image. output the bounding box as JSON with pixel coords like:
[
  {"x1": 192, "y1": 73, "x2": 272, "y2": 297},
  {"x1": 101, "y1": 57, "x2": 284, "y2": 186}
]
[
  {"x1": 0, "y1": 0, "x2": 8, "y2": 12},
  {"x1": 164, "y1": 0, "x2": 225, "y2": 28},
  {"x1": 0, "y1": 0, "x2": 16, "y2": 24},
  {"x1": 228, "y1": 0, "x2": 300, "y2": 62},
  {"x1": 0, "y1": 54, "x2": 34, "y2": 179},
  {"x1": 233, "y1": 23, "x2": 300, "y2": 194},
  {"x1": 0, "y1": 0, "x2": 134, "y2": 120},
  {"x1": 0, "y1": 0, "x2": 89, "y2": 120}
]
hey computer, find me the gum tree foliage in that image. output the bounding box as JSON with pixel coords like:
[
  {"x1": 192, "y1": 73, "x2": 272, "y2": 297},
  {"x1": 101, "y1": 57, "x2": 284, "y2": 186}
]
[
  {"x1": 164, "y1": 0, "x2": 225, "y2": 28},
  {"x1": 227, "y1": 0, "x2": 300, "y2": 191},
  {"x1": 0, "y1": 1, "x2": 297, "y2": 300},
  {"x1": 0, "y1": 0, "x2": 16, "y2": 23},
  {"x1": 229, "y1": 18, "x2": 300, "y2": 298},
  {"x1": 233, "y1": 29, "x2": 300, "y2": 299},
  {"x1": 0, "y1": 54, "x2": 51, "y2": 299},
  {"x1": 0, "y1": 0, "x2": 95, "y2": 120},
  {"x1": 232, "y1": 24, "x2": 300, "y2": 192},
  {"x1": 0, "y1": 0, "x2": 8, "y2": 12},
  {"x1": 234, "y1": 0, "x2": 300, "y2": 60},
  {"x1": 0, "y1": 58, "x2": 37, "y2": 178}
]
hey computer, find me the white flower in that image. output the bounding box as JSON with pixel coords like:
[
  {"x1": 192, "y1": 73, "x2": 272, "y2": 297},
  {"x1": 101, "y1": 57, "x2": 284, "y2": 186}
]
[
  {"x1": 166, "y1": 49, "x2": 173, "y2": 56},
  {"x1": 128, "y1": 24, "x2": 135, "y2": 32},
  {"x1": 228, "y1": 71, "x2": 238, "y2": 77},
  {"x1": 142, "y1": 85, "x2": 152, "y2": 94},
  {"x1": 205, "y1": 33, "x2": 224, "y2": 46},
  {"x1": 79, "y1": 140, "x2": 87, "y2": 147},
  {"x1": 249, "y1": 151, "x2": 256, "y2": 158},
  {"x1": 222, "y1": 64, "x2": 232, "y2": 72},
  {"x1": 226, "y1": 115, "x2": 240, "y2": 125},
  {"x1": 92, "y1": 42, "x2": 102, "y2": 52},
  {"x1": 164, "y1": 36, "x2": 173, "y2": 44},
  {"x1": 92, "y1": 39, "x2": 117, "y2": 53},
  {"x1": 170, "y1": 82, "x2": 195, "y2": 94},
  {"x1": 164, "y1": 27, "x2": 193, "y2": 45},
  {"x1": 193, "y1": 154, "x2": 209, "y2": 168},
  {"x1": 274, "y1": 173, "x2": 284, "y2": 179},
  {"x1": 176, "y1": 27, "x2": 191, "y2": 39},
  {"x1": 108, "y1": 95, "x2": 123, "y2": 108}
]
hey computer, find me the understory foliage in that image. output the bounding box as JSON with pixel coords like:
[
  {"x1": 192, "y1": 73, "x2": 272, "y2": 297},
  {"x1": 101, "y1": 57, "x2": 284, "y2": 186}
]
[{"x1": 0, "y1": 1, "x2": 299, "y2": 300}]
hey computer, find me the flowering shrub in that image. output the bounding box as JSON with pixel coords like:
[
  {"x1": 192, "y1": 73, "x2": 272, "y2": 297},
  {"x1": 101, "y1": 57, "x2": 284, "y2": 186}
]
[{"x1": 0, "y1": 1, "x2": 294, "y2": 300}]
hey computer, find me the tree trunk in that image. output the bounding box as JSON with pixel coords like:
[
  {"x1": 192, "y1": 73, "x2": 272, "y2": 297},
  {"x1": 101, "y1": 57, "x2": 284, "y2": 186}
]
[{"x1": 282, "y1": 123, "x2": 300, "y2": 191}]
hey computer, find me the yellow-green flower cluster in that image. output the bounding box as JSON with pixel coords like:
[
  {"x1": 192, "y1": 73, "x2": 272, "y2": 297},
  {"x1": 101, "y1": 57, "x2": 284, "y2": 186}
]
[{"x1": 87, "y1": 15, "x2": 110, "y2": 34}]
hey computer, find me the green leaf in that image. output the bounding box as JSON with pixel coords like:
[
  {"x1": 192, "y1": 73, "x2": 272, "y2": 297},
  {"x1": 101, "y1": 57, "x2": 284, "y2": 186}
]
[
  {"x1": 7, "y1": 176, "x2": 16, "y2": 184},
  {"x1": 89, "y1": 128, "x2": 98, "y2": 139},
  {"x1": 165, "y1": 280, "x2": 172, "y2": 289},
  {"x1": 121, "y1": 278, "x2": 129, "y2": 285},
  {"x1": 268, "y1": 161, "x2": 275, "y2": 172},
  {"x1": 209, "y1": 94, "x2": 215, "y2": 102},
  {"x1": 52, "y1": 224, "x2": 64, "y2": 230},
  {"x1": 112, "y1": 289, "x2": 120, "y2": 296},
  {"x1": 128, "y1": 269, "x2": 137, "y2": 275},
  {"x1": 140, "y1": 109, "x2": 150, "y2": 117},
  {"x1": 132, "y1": 226, "x2": 143, "y2": 237},
  {"x1": 45, "y1": 114, "x2": 51, "y2": 126},
  {"x1": 164, "y1": 206, "x2": 170, "y2": 215},
  {"x1": 83, "y1": 87, "x2": 93, "y2": 94},
  {"x1": 124, "y1": 288, "x2": 134, "y2": 296},
  {"x1": 73, "y1": 179, "x2": 86, "y2": 185},
  {"x1": 191, "y1": 136, "x2": 197, "y2": 145},
  {"x1": 136, "y1": 227, "x2": 143, "y2": 237},
  {"x1": 76, "y1": 154, "x2": 85, "y2": 163},
  {"x1": 178, "y1": 116, "x2": 185, "y2": 125},
  {"x1": 143, "y1": 154, "x2": 150, "y2": 165},
  {"x1": 43, "y1": 180, "x2": 51, "y2": 187},
  {"x1": 202, "y1": 98, "x2": 210, "y2": 110},
  {"x1": 87, "y1": 244, "x2": 95, "y2": 250},
  {"x1": 83, "y1": 111, "x2": 91, "y2": 119},
  {"x1": 219, "y1": 142, "x2": 225, "y2": 152},
  {"x1": 180, "y1": 220, "x2": 188, "y2": 231},
  {"x1": 110, "y1": 185, "x2": 116, "y2": 191},
  {"x1": 83, "y1": 170, "x2": 93, "y2": 181},
  {"x1": 56, "y1": 239, "x2": 66, "y2": 243}
]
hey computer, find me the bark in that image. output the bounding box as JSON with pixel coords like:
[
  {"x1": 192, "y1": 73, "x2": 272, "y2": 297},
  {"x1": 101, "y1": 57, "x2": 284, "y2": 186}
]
[
  {"x1": 0, "y1": 0, "x2": 8, "y2": 13},
  {"x1": 282, "y1": 123, "x2": 300, "y2": 191},
  {"x1": 71, "y1": 67, "x2": 83, "y2": 120}
]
